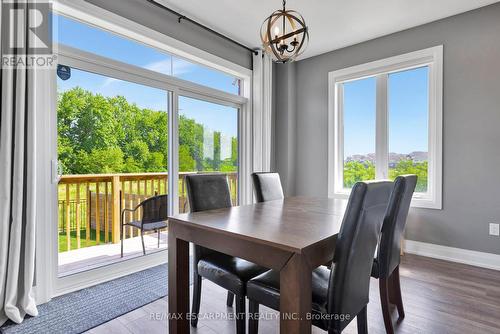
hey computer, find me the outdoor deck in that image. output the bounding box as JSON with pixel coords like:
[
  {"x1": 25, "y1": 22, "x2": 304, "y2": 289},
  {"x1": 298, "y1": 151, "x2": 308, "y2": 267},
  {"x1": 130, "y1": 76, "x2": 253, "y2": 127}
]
[
  {"x1": 57, "y1": 171, "x2": 237, "y2": 276},
  {"x1": 58, "y1": 231, "x2": 168, "y2": 276}
]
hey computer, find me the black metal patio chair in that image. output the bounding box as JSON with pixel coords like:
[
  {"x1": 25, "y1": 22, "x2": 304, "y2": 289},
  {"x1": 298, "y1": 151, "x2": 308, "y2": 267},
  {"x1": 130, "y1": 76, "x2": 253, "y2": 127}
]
[{"x1": 120, "y1": 194, "x2": 168, "y2": 257}]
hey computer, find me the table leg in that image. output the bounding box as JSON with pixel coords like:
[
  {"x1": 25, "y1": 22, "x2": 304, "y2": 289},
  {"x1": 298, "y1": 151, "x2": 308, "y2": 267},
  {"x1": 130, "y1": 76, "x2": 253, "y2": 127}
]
[
  {"x1": 280, "y1": 253, "x2": 312, "y2": 334},
  {"x1": 168, "y1": 228, "x2": 190, "y2": 334}
]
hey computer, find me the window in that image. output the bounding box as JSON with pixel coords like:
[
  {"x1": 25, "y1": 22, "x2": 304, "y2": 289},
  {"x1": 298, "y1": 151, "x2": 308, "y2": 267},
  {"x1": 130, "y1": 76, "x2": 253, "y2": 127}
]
[
  {"x1": 328, "y1": 46, "x2": 443, "y2": 209},
  {"x1": 53, "y1": 14, "x2": 242, "y2": 95}
]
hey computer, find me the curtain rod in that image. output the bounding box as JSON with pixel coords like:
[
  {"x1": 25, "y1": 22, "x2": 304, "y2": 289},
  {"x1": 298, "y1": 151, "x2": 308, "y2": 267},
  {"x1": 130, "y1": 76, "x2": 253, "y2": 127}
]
[{"x1": 145, "y1": 0, "x2": 259, "y2": 55}]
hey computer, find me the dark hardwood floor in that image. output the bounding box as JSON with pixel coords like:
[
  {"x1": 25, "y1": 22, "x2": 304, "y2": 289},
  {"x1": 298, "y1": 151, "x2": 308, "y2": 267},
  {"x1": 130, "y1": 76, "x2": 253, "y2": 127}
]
[{"x1": 86, "y1": 254, "x2": 500, "y2": 334}]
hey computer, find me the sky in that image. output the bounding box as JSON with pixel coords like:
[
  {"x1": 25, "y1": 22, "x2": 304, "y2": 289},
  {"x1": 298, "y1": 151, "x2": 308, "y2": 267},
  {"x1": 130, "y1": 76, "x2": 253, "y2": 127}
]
[
  {"x1": 343, "y1": 66, "x2": 429, "y2": 157},
  {"x1": 54, "y1": 14, "x2": 238, "y2": 137}
]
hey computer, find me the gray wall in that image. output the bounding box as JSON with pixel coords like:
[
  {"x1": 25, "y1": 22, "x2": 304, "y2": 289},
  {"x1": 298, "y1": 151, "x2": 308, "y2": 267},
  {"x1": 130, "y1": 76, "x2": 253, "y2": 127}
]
[
  {"x1": 274, "y1": 3, "x2": 500, "y2": 255},
  {"x1": 273, "y1": 62, "x2": 297, "y2": 196},
  {"x1": 84, "y1": 0, "x2": 252, "y2": 69}
]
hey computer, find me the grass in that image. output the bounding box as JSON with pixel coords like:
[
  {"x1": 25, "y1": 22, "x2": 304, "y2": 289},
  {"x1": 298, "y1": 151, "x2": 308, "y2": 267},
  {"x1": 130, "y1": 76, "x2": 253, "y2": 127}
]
[{"x1": 58, "y1": 229, "x2": 112, "y2": 253}]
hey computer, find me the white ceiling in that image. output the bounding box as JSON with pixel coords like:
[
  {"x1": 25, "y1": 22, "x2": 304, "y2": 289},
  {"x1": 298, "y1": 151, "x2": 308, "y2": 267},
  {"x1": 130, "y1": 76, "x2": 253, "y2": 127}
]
[{"x1": 156, "y1": 0, "x2": 500, "y2": 60}]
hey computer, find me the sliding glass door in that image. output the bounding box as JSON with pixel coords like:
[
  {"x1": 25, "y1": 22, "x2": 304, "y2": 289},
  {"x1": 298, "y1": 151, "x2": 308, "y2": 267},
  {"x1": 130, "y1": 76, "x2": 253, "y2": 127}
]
[{"x1": 46, "y1": 7, "x2": 248, "y2": 296}]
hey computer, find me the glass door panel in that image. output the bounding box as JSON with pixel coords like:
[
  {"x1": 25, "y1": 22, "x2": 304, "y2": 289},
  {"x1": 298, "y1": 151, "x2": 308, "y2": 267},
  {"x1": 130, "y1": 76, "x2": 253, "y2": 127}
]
[
  {"x1": 57, "y1": 66, "x2": 170, "y2": 276},
  {"x1": 178, "y1": 96, "x2": 239, "y2": 212}
]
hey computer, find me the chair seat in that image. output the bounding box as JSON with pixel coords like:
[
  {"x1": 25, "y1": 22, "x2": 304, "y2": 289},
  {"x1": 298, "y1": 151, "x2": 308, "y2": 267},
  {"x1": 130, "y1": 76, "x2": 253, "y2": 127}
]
[
  {"x1": 246, "y1": 265, "x2": 332, "y2": 329},
  {"x1": 197, "y1": 253, "x2": 268, "y2": 296},
  {"x1": 126, "y1": 220, "x2": 168, "y2": 231}
]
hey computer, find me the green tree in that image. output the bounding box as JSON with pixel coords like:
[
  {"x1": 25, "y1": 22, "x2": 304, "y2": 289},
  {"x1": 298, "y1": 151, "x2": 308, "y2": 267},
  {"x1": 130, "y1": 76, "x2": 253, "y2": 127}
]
[
  {"x1": 58, "y1": 87, "x2": 238, "y2": 175},
  {"x1": 75, "y1": 147, "x2": 124, "y2": 174},
  {"x1": 178, "y1": 115, "x2": 204, "y2": 171},
  {"x1": 343, "y1": 159, "x2": 428, "y2": 193},
  {"x1": 220, "y1": 137, "x2": 238, "y2": 172},
  {"x1": 179, "y1": 145, "x2": 196, "y2": 171},
  {"x1": 212, "y1": 131, "x2": 221, "y2": 170},
  {"x1": 343, "y1": 161, "x2": 375, "y2": 188},
  {"x1": 389, "y1": 159, "x2": 428, "y2": 192}
]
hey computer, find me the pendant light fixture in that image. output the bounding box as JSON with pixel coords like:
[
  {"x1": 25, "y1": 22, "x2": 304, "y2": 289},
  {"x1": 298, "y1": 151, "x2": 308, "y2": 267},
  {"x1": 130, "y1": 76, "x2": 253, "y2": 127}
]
[{"x1": 260, "y1": 0, "x2": 309, "y2": 63}]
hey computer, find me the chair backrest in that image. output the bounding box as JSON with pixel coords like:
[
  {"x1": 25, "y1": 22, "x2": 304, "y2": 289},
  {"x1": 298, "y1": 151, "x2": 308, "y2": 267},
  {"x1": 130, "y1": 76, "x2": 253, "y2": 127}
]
[
  {"x1": 377, "y1": 175, "x2": 417, "y2": 279},
  {"x1": 251, "y1": 172, "x2": 284, "y2": 202},
  {"x1": 327, "y1": 180, "x2": 394, "y2": 332},
  {"x1": 185, "y1": 174, "x2": 232, "y2": 212},
  {"x1": 140, "y1": 194, "x2": 169, "y2": 224},
  {"x1": 185, "y1": 174, "x2": 233, "y2": 265}
]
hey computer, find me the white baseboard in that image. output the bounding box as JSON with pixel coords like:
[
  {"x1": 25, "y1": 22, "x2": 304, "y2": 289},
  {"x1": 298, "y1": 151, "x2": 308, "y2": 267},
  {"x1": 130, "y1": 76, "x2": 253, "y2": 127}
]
[{"x1": 404, "y1": 240, "x2": 500, "y2": 271}]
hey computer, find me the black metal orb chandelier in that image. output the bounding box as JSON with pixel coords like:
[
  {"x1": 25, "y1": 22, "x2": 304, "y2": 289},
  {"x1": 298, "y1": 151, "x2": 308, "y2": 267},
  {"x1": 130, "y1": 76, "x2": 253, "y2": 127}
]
[{"x1": 260, "y1": 0, "x2": 309, "y2": 63}]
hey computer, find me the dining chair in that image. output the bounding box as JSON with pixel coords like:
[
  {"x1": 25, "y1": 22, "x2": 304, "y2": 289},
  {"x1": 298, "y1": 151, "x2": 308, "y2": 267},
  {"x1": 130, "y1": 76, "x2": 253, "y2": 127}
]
[
  {"x1": 120, "y1": 194, "x2": 168, "y2": 257},
  {"x1": 186, "y1": 174, "x2": 268, "y2": 334},
  {"x1": 251, "y1": 172, "x2": 284, "y2": 202},
  {"x1": 371, "y1": 175, "x2": 417, "y2": 334},
  {"x1": 246, "y1": 180, "x2": 396, "y2": 334}
]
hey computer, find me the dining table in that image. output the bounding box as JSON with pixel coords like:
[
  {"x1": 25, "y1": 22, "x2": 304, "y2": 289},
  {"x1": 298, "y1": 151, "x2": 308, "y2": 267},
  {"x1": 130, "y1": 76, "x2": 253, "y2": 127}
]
[{"x1": 167, "y1": 196, "x2": 348, "y2": 334}]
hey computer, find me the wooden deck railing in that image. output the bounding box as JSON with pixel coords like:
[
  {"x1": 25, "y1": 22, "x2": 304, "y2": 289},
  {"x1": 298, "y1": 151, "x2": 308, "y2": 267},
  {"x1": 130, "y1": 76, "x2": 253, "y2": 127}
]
[{"x1": 58, "y1": 171, "x2": 238, "y2": 252}]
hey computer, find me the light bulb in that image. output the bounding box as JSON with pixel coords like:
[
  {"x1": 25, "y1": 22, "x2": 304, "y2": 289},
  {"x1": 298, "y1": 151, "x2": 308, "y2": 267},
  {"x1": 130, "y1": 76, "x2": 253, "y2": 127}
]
[{"x1": 274, "y1": 26, "x2": 280, "y2": 37}]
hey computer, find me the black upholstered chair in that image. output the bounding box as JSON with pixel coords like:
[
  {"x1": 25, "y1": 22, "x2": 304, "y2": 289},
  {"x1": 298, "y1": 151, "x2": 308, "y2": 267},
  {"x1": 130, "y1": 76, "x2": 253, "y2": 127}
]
[
  {"x1": 186, "y1": 174, "x2": 268, "y2": 334},
  {"x1": 246, "y1": 180, "x2": 395, "y2": 334},
  {"x1": 251, "y1": 172, "x2": 284, "y2": 202},
  {"x1": 120, "y1": 194, "x2": 168, "y2": 257},
  {"x1": 372, "y1": 175, "x2": 417, "y2": 334}
]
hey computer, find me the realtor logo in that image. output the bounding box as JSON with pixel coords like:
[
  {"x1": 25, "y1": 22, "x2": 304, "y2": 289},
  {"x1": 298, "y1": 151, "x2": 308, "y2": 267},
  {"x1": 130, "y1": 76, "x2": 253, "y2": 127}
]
[{"x1": 1, "y1": 0, "x2": 55, "y2": 68}]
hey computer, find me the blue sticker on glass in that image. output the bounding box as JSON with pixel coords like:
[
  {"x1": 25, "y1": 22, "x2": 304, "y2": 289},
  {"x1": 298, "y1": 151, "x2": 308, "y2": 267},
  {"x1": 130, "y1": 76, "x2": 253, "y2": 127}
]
[{"x1": 57, "y1": 65, "x2": 71, "y2": 80}]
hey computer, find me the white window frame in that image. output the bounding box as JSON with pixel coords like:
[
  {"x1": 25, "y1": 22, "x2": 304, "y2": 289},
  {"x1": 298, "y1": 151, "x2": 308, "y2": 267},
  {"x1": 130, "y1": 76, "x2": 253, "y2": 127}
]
[
  {"x1": 328, "y1": 46, "x2": 443, "y2": 209},
  {"x1": 36, "y1": 0, "x2": 253, "y2": 302}
]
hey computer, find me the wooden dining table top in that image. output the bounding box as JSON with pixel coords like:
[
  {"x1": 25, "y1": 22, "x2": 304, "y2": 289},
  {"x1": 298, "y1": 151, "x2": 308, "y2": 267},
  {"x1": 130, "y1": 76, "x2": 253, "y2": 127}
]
[{"x1": 170, "y1": 196, "x2": 348, "y2": 254}]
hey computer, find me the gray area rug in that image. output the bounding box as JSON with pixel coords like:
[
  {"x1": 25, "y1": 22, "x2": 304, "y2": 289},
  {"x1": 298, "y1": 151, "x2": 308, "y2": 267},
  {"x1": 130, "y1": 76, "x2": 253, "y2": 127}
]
[{"x1": 1, "y1": 265, "x2": 169, "y2": 334}]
